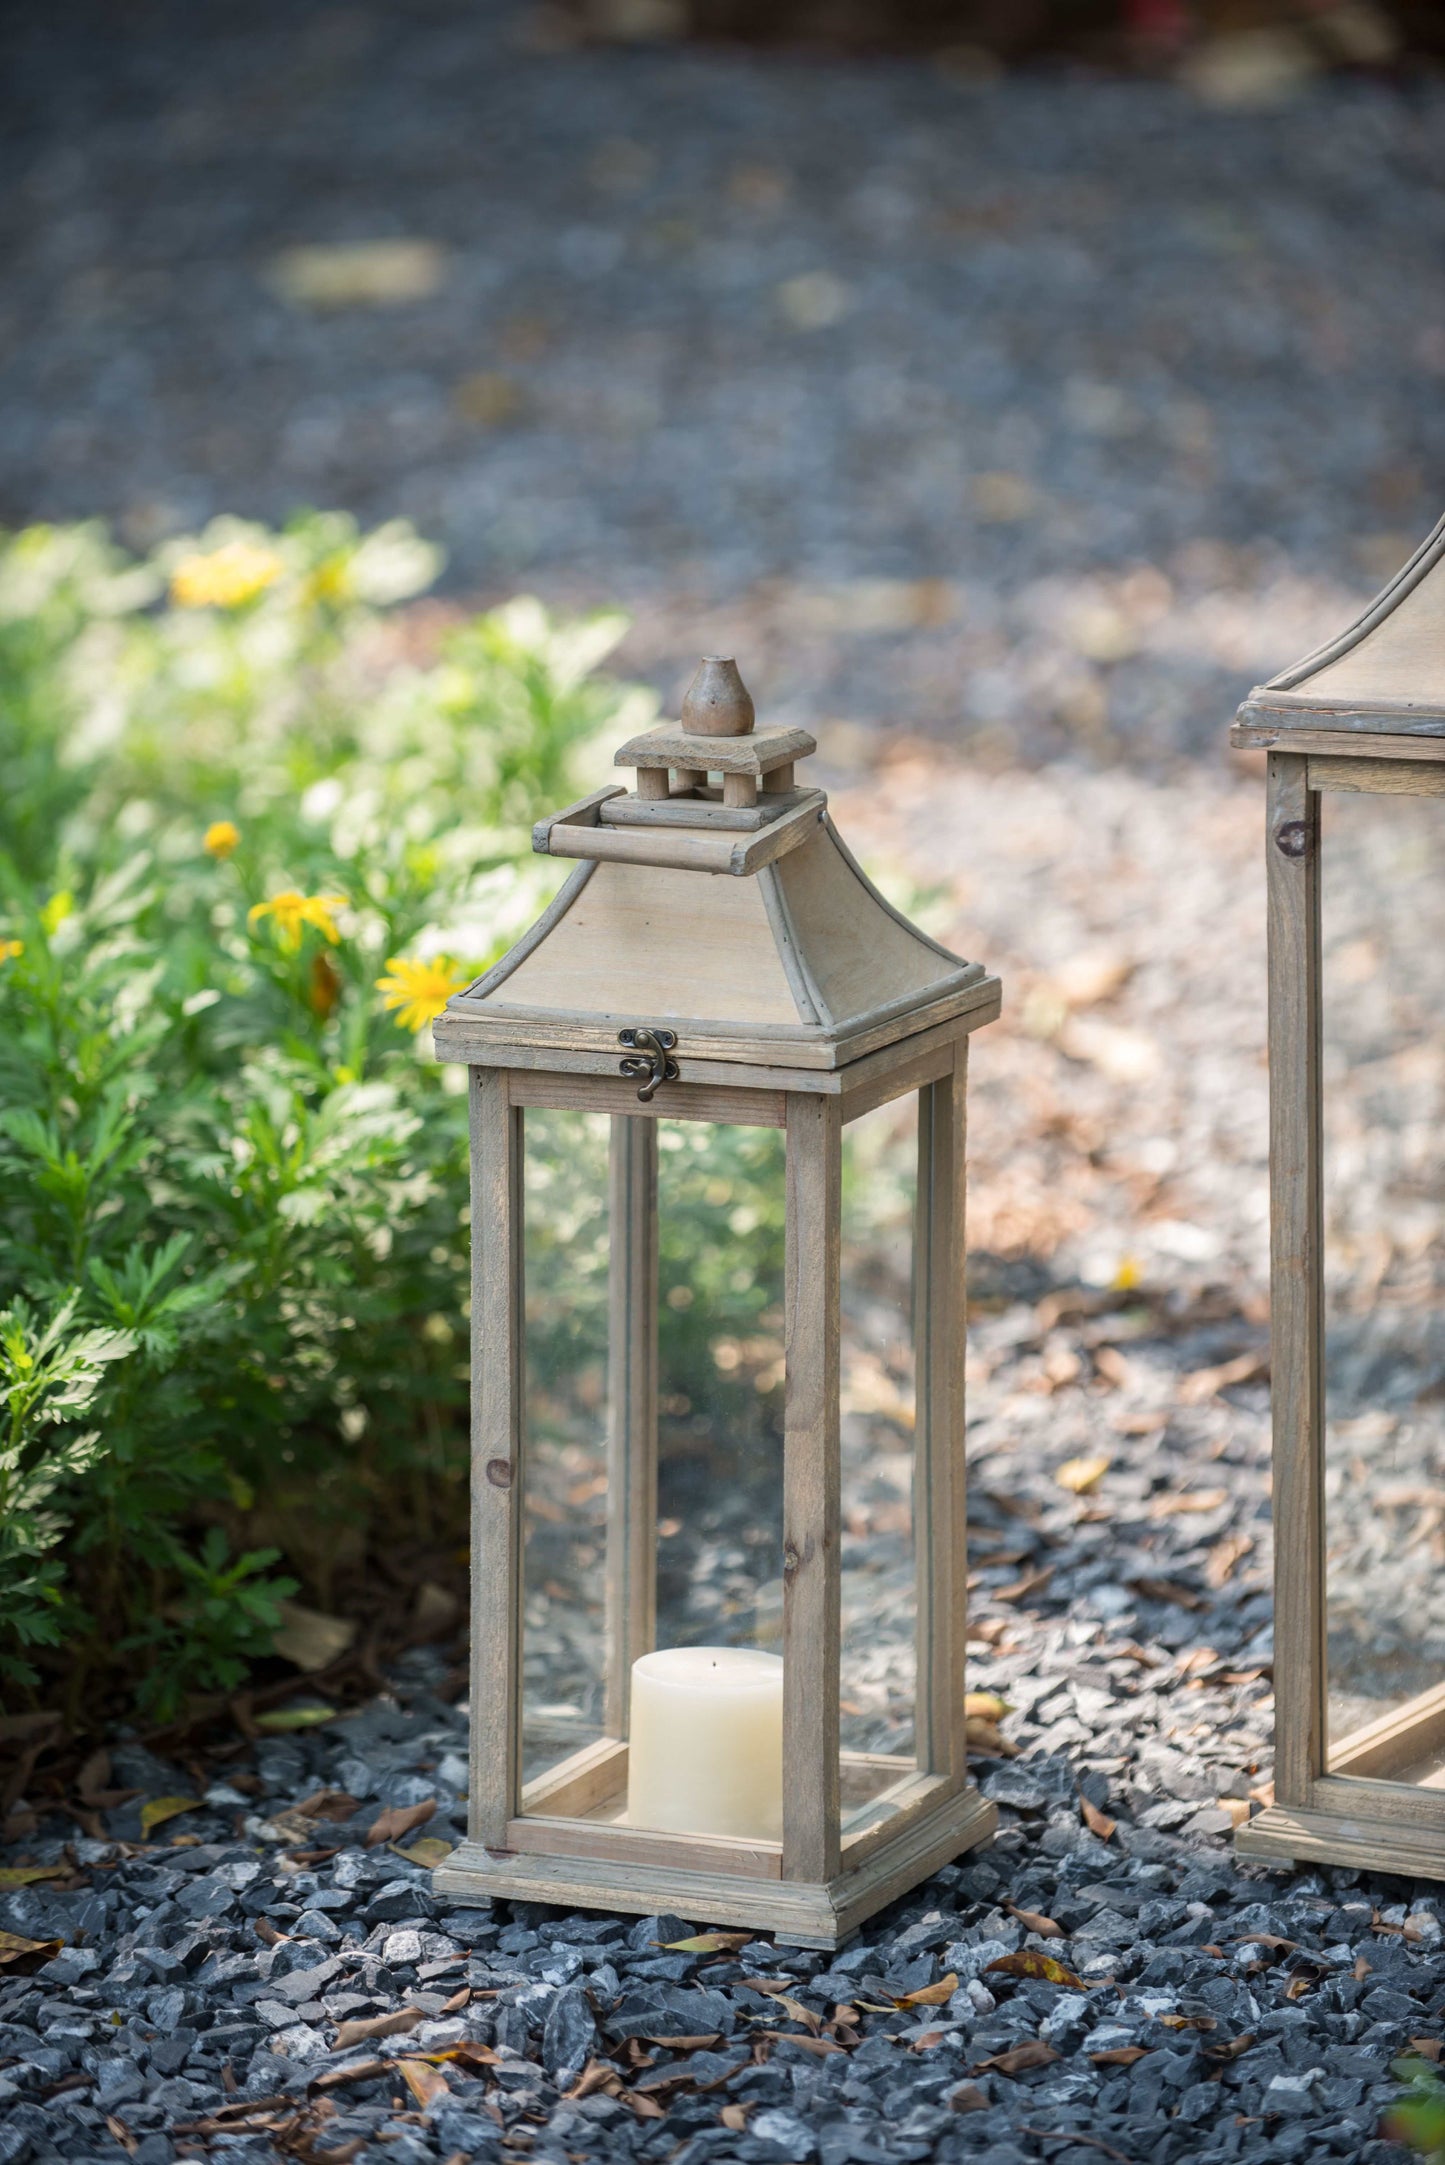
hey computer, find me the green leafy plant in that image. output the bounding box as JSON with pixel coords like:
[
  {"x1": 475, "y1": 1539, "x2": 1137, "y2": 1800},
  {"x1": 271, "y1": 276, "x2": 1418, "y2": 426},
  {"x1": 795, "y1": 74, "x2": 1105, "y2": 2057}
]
[
  {"x1": 1389, "y1": 2058, "x2": 1445, "y2": 2159},
  {"x1": 0, "y1": 513, "x2": 652, "y2": 1717}
]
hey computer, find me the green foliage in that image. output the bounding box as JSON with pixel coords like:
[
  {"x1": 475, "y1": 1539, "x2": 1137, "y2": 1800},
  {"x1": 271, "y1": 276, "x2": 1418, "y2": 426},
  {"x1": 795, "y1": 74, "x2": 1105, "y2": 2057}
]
[
  {"x1": 0, "y1": 513, "x2": 651, "y2": 1717},
  {"x1": 1390, "y1": 2060, "x2": 1445, "y2": 2159}
]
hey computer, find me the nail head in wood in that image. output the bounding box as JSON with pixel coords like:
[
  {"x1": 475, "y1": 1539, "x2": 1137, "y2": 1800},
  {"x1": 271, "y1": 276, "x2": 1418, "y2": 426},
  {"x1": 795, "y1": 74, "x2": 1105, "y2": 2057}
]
[{"x1": 681, "y1": 656, "x2": 755, "y2": 739}]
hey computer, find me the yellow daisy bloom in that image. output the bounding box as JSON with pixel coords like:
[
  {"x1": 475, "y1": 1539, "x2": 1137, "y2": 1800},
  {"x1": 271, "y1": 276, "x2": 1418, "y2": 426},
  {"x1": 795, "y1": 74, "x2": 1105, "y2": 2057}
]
[
  {"x1": 171, "y1": 540, "x2": 284, "y2": 610},
  {"x1": 376, "y1": 955, "x2": 470, "y2": 1033},
  {"x1": 248, "y1": 889, "x2": 347, "y2": 952},
  {"x1": 0, "y1": 938, "x2": 22, "y2": 964},
  {"x1": 204, "y1": 820, "x2": 241, "y2": 859}
]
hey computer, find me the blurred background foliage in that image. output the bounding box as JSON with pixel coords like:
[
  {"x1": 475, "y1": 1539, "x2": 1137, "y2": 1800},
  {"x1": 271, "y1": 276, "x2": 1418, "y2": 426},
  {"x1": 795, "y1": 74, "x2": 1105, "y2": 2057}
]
[{"x1": 0, "y1": 513, "x2": 659, "y2": 1723}]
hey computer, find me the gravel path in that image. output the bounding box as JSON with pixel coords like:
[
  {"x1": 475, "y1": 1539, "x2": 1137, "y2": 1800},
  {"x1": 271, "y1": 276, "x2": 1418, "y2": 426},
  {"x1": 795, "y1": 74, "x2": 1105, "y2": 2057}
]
[
  {"x1": 3, "y1": 0, "x2": 1445, "y2": 756},
  {"x1": 6, "y1": 755, "x2": 1445, "y2": 2165}
]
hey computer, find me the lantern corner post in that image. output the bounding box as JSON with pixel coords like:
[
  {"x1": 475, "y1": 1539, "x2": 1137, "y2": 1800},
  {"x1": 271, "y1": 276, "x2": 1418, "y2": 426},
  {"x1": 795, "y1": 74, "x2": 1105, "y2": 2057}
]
[
  {"x1": 1264, "y1": 749, "x2": 1327, "y2": 1809},
  {"x1": 467, "y1": 1064, "x2": 526, "y2": 1848},
  {"x1": 604, "y1": 1112, "x2": 659, "y2": 1740},
  {"x1": 781, "y1": 1088, "x2": 843, "y2": 1887},
  {"x1": 914, "y1": 1042, "x2": 970, "y2": 1789}
]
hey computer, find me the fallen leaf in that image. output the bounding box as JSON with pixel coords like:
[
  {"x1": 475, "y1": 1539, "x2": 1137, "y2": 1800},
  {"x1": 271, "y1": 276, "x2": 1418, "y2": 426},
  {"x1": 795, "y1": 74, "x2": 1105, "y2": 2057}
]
[
  {"x1": 0, "y1": 1931, "x2": 62, "y2": 1970},
  {"x1": 949, "y1": 2081, "x2": 991, "y2": 2112},
  {"x1": 662, "y1": 1931, "x2": 753, "y2": 1954},
  {"x1": 1234, "y1": 1933, "x2": 1296, "y2": 1953},
  {"x1": 965, "y1": 1717, "x2": 1019, "y2": 1758},
  {"x1": 1128, "y1": 1576, "x2": 1205, "y2": 1610},
  {"x1": 294, "y1": 1789, "x2": 361, "y2": 1822},
  {"x1": 1410, "y1": 2039, "x2": 1444, "y2": 2064},
  {"x1": 964, "y1": 1692, "x2": 1012, "y2": 1723},
  {"x1": 993, "y1": 1567, "x2": 1053, "y2": 1605},
  {"x1": 1091, "y1": 2045, "x2": 1149, "y2": 2067},
  {"x1": 255, "y1": 1705, "x2": 337, "y2": 1732},
  {"x1": 1080, "y1": 1795, "x2": 1117, "y2": 1842},
  {"x1": 911, "y1": 2029, "x2": 951, "y2": 2051},
  {"x1": 366, "y1": 1797, "x2": 436, "y2": 1849},
  {"x1": 1056, "y1": 1455, "x2": 1111, "y2": 1495},
  {"x1": 267, "y1": 240, "x2": 448, "y2": 311},
  {"x1": 1206, "y1": 1532, "x2": 1255, "y2": 1587},
  {"x1": 637, "y1": 2034, "x2": 723, "y2": 2052},
  {"x1": 1005, "y1": 1904, "x2": 1063, "y2": 1939},
  {"x1": 273, "y1": 1601, "x2": 357, "y2": 1672},
  {"x1": 896, "y1": 1972, "x2": 958, "y2": 2009},
  {"x1": 741, "y1": 1981, "x2": 821, "y2": 2031},
  {"x1": 1205, "y1": 2033, "x2": 1256, "y2": 2063},
  {"x1": 254, "y1": 1919, "x2": 290, "y2": 1947},
  {"x1": 333, "y1": 2008, "x2": 426, "y2": 2049},
  {"x1": 1284, "y1": 1974, "x2": 1314, "y2": 2001},
  {"x1": 398, "y1": 2059, "x2": 449, "y2": 2109},
  {"x1": 394, "y1": 1836, "x2": 453, "y2": 1868},
  {"x1": 1160, "y1": 2013, "x2": 1216, "y2": 2032},
  {"x1": 622, "y1": 2089, "x2": 666, "y2": 2119},
  {"x1": 567, "y1": 2060, "x2": 622, "y2": 2102},
  {"x1": 977, "y1": 2040, "x2": 1060, "y2": 2075},
  {"x1": 986, "y1": 1951, "x2": 1084, "y2": 1989},
  {"x1": 140, "y1": 1797, "x2": 201, "y2": 1836},
  {"x1": 0, "y1": 1866, "x2": 69, "y2": 1889},
  {"x1": 719, "y1": 2103, "x2": 750, "y2": 2130},
  {"x1": 1150, "y1": 1488, "x2": 1230, "y2": 1519},
  {"x1": 1177, "y1": 1351, "x2": 1267, "y2": 1404},
  {"x1": 756, "y1": 2030, "x2": 845, "y2": 2055},
  {"x1": 1354, "y1": 1955, "x2": 1372, "y2": 1981},
  {"x1": 1216, "y1": 1798, "x2": 1252, "y2": 1830}
]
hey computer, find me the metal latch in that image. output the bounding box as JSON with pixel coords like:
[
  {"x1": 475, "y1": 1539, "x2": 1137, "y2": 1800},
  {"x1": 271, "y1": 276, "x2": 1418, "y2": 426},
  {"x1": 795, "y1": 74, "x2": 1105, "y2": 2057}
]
[{"x1": 618, "y1": 1025, "x2": 679, "y2": 1102}]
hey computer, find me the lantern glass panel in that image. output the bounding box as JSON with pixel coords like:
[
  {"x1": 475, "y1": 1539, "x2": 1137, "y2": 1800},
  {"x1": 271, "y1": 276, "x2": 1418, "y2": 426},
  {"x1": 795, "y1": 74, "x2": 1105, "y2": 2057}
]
[
  {"x1": 839, "y1": 1094, "x2": 919, "y2": 1816},
  {"x1": 656, "y1": 1118, "x2": 786, "y2": 1658},
  {"x1": 1322, "y1": 790, "x2": 1445, "y2": 1783},
  {"x1": 520, "y1": 1107, "x2": 612, "y2": 1786}
]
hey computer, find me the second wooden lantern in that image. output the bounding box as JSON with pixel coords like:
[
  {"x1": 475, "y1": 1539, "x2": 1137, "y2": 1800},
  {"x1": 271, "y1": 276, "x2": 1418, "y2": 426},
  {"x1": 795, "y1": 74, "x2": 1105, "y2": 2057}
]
[
  {"x1": 433, "y1": 659, "x2": 1001, "y2": 1943},
  {"x1": 1234, "y1": 517, "x2": 1445, "y2": 1879}
]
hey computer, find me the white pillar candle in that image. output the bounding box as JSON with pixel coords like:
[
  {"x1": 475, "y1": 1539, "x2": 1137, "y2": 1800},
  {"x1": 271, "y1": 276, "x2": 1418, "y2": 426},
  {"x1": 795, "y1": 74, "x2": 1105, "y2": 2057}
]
[{"x1": 627, "y1": 1645, "x2": 784, "y2": 1842}]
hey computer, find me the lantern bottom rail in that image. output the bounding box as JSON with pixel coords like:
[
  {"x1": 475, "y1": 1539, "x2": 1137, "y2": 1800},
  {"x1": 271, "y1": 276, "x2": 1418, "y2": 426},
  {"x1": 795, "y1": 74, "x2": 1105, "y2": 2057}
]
[
  {"x1": 1238, "y1": 1794, "x2": 1445, "y2": 1882},
  {"x1": 435, "y1": 1783, "x2": 997, "y2": 1948}
]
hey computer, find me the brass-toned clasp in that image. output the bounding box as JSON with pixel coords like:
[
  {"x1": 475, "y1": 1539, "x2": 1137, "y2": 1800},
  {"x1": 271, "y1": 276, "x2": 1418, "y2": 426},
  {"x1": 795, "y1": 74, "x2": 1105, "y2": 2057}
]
[{"x1": 618, "y1": 1025, "x2": 679, "y2": 1102}]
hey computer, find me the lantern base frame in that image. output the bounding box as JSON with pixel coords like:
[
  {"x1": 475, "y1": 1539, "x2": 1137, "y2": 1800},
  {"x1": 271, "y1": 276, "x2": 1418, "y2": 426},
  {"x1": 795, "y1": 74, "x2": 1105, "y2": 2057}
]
[
  {"x1": 434, "y1": 1784, "x2": 997, "y2": 1950},
  {"x1": 1238, "y1": 1796, "x2": 1445, "y2": 1882}
]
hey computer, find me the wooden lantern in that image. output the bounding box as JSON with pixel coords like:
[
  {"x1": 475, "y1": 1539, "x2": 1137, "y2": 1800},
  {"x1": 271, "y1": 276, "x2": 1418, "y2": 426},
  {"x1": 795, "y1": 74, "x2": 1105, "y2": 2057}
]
[
  {"x1": 1234, "y1": 517, "x2": 1445, "y2": 1878},
  {"x1": 432, "y1": 658, "x2": 1002, "y2": 1945}
]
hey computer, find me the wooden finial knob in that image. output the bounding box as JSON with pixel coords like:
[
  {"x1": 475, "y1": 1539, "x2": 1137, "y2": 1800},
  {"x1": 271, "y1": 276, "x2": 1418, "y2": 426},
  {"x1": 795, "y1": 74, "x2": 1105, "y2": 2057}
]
[{"x1": 680, "y1": 656, "x2": 755, "y2": 738}]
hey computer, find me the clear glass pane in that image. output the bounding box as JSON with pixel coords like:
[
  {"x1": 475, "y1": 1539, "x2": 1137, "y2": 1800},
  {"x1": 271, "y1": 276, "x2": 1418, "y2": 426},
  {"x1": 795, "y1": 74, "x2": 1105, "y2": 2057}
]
[
  {"x1": 520, "y1": 1108, "x2": 611, "y2": 1789},
  {"x1": 1324, "y1": 789, "x2": 1445, "y2": 1784},
  {"x1": 654, "y1": 1119, "x2": 786, "y2": 1654},
  {"x1": 840, "y1": 1093, "x2": 919, "y2": 1821}
]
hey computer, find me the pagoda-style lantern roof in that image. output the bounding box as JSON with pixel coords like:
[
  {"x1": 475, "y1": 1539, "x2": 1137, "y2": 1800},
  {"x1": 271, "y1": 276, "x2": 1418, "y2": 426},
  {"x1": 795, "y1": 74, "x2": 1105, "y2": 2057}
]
[
  {"x1": 1236, "y1": 511, "x2": 1445, "y2": 747},
  {"x1": 436, "y1": 658, "x2": 997, "y2": 1079}
]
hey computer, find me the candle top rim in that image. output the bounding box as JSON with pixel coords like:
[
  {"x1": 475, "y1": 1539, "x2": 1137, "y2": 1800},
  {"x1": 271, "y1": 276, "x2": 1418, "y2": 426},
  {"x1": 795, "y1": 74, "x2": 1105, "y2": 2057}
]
[{"x1": 633, "y1": 1644, "x2": 783, "y2": 1693}]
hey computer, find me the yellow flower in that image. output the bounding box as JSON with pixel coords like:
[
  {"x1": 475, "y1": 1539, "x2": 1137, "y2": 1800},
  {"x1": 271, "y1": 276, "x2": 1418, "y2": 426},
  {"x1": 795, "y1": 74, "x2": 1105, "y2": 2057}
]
[
  {"x1": 248, "y1": 889, "x2": 347, "y2": 952},
  {"x1": 204, "y1": 820, "x2": 241, "y2": 860},
  {"x1": 0, "y1": 938, "x2": 22, "y2": 964},
  {"x1": 376, "y1": 955, "x2": 470, "y2": 1033},
  {"x1": 171, "y1": 540, "x2": 284, "y2": 609}
]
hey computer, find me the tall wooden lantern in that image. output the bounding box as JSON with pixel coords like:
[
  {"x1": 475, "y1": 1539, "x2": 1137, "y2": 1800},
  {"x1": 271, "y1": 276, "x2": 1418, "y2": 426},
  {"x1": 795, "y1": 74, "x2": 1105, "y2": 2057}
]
[
  {"x1": 1234, "y1": 517, "x2": 1445, "y2": 1877},
  {"x1": 432, "y1": 659, "x2": 1001, "y2": 1944}
]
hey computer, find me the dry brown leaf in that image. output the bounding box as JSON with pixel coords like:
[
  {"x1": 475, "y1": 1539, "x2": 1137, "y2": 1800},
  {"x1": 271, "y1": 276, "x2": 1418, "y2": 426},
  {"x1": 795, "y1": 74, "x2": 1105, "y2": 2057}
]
[
  {"x1": 1080, "y1": 1795, "x2": 1117, "y2": 1842},
  {"x1": 1150, "y1": 1488, "x2": 1230, "y2": 1519},
  {"x1": 365, "y1": 1797, "x2": 435, "y2": 1848},
  {"x1": 637, "y1": 2033, "x2": 724, "y2": 2052},
  {"x1": 1205, "y1": 1531, "x2": 1255, "y2": 1587},
  {"x1": 966, "y1": 1718, "x2": 1019, "y2": 1758},
  {"x1": 1284, "y1": 1974, "x2": 1315, "y2": 2001},
  {"x1": 756, "y1": 2030, "x2": 845, "y2": 2055},
  {"x1": 1205, "y1": 2033, "x2": 1256, "y2": 2063},
  {"x1": 1091, "y1": 2045, "x2": 1150, "y2": 2066},
  {"x1": 1354, "y1": 1955, "x2": 1372, "y2": 1981},
  {"x1": 1410, "y1": 2038, "x2": 1445, "y2": 2064},
  {"x1": 440, "y1": 1986, "x2": 470, "y2": 2015},
  {"x1": 1128, "y1": 1576, "x2": 1205, "y2": 1610},
  {"x1": 719, "y1": 2103, "x2": 750, "y2": 2130},
  {"x1": 1056, "y1": 1455, "x2": 1111, "y2": 1495},
  {"x1": 948, "y1": 2081, "x2": 991, "y2": 2112},
  {"x1": 273, "y1": 1601, "x2": 357, "y2": 1672},
  {"x1": 567, "y1": 2060, "x2": 622, "y2": 2102},
  {"x1": 977, "y1": 2040, "x2": 1060, "y2": 2076},
  {"x1": 0, "y1": 1930, "x2": 62, "y2": 1970},
  {"x1": 1177, "y1": 1350, "x2": 1267, "y2": 1405},
  {"x1": 1005, "y1": 1904, "x2": 1062, "y2": 1939},
  {"x1": 993, "y1": 1567, "x2": 1053, "y2": 1605},
  {"x1": 398, "y1": 2059, "x2": 449, "y2": 2109},
  {"x1": 295, "y1": 1789, "x2": 362, "y2": 1822},
  {"x1": 622, "y1": 2089, "x2": 666, "y2": 2120},
  {"x1": 333, "y1": 2007, "x2": 426, "y2": 2049},
  {"x1": 986, "y1": 1951, "x2": 1083, "y2": 1989},
  {"x1": 1216, "y1": 1798, "x2": 1252, "y2": 1830}
]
